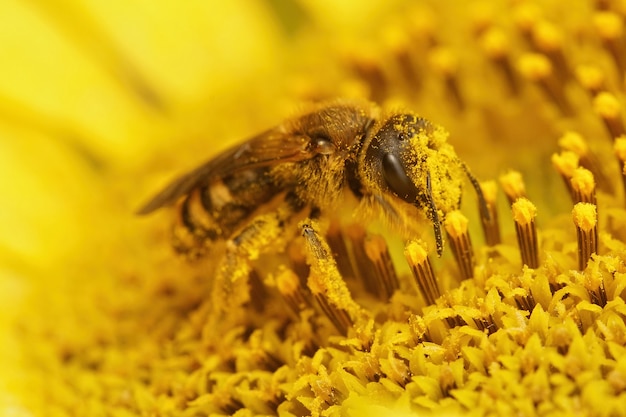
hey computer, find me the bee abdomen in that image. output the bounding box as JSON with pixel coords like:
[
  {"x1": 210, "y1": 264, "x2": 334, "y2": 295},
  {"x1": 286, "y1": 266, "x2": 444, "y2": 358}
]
[
  {"x1": 172, "y1": 188, "x2": 223, "y2": 257},
  {"x1": 172, "y1": 172, "x2": 282, "y2": 257}
]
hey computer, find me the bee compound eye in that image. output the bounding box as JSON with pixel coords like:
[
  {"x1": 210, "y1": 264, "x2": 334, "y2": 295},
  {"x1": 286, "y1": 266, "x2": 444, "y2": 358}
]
[
  {"x1": 382, "y1": 153, "x2": 419, "y2": 203},
  {"x1": 312, "y1": 136, "x2": 335, "y2": 155}
]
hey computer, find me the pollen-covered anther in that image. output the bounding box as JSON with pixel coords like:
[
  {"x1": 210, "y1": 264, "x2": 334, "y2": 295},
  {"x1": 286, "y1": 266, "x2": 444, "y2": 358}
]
[
  {"x1": 364, "y1": 234, "x2": 399, "y2": 300},
  {"x1": 478, "y1": 181, "x2": 501, "y2": 245},
  {"x1": 404, "y1": 240, "x2": 440, "y2": 306},
  {"x1": 593, "y1": 92, "x2": 626, "y2": 140},
  {"x1": 531, "y1": 20, "x2": 569, "y2": 79},
  {"x1": 575, "y1": 64, "x2": 605, "y2": 97},
  {"x1": 429, "y1": 47, "x2": 464, "y2": 110},
  {"x1": 444, "y1": 211, "x2": 474, "y2": 280},
  {"x1": 499, "y1": 170, "x2": 527, "y2": 204},
  {"x1": 517, "y1": 52, "x2": 571, "y2": 114},
  {"x1": 572, "y1": 203, "x2": 598, "y2": 272},
  {"x1": 512, "y1": 198, "x2": 540, "y2": 269},
  {"x1": 593, "y1": 12, "x2": 626, "y2": 79},
  {"x1": 570, "y1": 167, "x2": 597, "y2": 204},
  {"x1": 480, "y1": 28, "x2": 518, "y2": 94},
  {"x1": 551, "y1": 151, "x2": 579, "y2": 200},
  {"x1": 513, "y1": 2, "x2": 543, "y2": 40}
]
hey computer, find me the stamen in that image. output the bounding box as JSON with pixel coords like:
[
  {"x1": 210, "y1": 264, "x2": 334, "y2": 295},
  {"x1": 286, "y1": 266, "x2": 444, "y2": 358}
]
[
  {"x1": 404, "y1": 240, "x2": 440, "y2": 306},
  {"x1": 276, "y1": 267, "x2": 311, "y2": 315},
  {"x1": 551, "y1": 150, "x2": 580, "y2": 199},
  {"x1": 558, "y1": 131, "x2": 612, "y2": 192},
  {"x1": 572, "y1": 203, "x2": 598, "y2": 272},
  {"x1": 593, "y1": 92, "x2": 626, "y2": 140},
  {"x1": 531, "y1": 20, "x2": 570, "y2": 80},
  {"x1": 517, "y1": 53, "x2": 572, "y2": 115},
  {"x1": 570, "y1": 167, "x2": 597, "y2": 204},
  {"x1": 479, "y1": 181, "x2": 501, "y2": 245},
  {"x1": 480, "y1": 28, "x2": 519, "y2": 94},
  {"x1": 429, "y1": 47, "x2": 464, "y2": 110},
  {"x1": 593, "y1": 12, "x2": 626, "y2": 80},
  {"x1": 575, "y1": 65, "x2": 605, "y2": 97},
  {"x1": 444, "y1": 211, "x2": 474, "y2": 280},
  {"x1": 513, "y1": 3, "x2": 543, "y2": 42},
  {"x1": 363, "y1": 234, "x2": 399, "y2": 300},
  {"x1": 512, "y1": 198, "x2": 540, "y2": 268},
  {"x1": 499, "y1": 170, "x2": 527, "y2": 204}
]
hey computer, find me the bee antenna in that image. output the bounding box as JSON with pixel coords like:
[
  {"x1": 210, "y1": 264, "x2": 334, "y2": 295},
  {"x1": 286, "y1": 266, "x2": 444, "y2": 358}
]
[
  {"x1": 425, "y1": 172, "x2": 444, "y2": 257},
  {"x1": 460, "y1": 161, "x2": 491, "y2": 222}
]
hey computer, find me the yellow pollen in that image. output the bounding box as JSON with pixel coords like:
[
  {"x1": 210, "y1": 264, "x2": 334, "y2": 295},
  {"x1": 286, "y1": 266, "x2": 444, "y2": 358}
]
[
  {"x1": 532, "y1": 20, "x2": 563, "y2": 52},
  {"x1": 551, "y1": 151, "x2": 580, "y2": 177},
  {"x1": 444, "y1": 210, "x2": 469, "y2": 238},
  {"x1": 500, "y1": 170, "x2": 527, "y2": 202},
  {"x1": 575, "y1": 65, "x2": 605, "y2": 93},
  {"x1": 512, "y1": 198, "x2": 537, "y2": 226},
  {"x1": 593, "y1": 91, "x2": 622, "y2": 119},
  {"x1": 480, "y1": 180, "x2": 498, "y2": 204},
  {"x1": 570, "y1": 168, "x2": 596, "y2": 198},
  {"x1": 593, "y1": 11, "x2": 624, "y2": 40},
  {"x1": 429, "y1": 47, "x2": 459, "y2": 76},
  {"x1": 615, "y1": 136, "x2": 626, "y2": 161},
  {"x1": 558, "y1": 131, "x2": 589, "y2": 156},
  {"x1": 572, "y1": 203, "x2": 597, "y2": 233},
  {"x1": 517, "y1": 53, "x2": 552, "y2": 80},
  {"x1": 481, "y1": 28, "x2": 509, "y2": 58}
]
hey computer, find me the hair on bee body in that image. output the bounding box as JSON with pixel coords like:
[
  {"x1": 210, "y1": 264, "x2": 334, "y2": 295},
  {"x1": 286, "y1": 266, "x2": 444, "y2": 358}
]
[{"x1": 138, "y1": 99, "x2": 488, "y2": 327}]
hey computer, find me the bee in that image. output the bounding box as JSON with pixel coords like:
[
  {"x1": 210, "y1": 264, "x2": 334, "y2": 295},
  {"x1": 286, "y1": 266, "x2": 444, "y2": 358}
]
[{"x1": 138, "y1": 100, "x2": 487, "y2": 280}]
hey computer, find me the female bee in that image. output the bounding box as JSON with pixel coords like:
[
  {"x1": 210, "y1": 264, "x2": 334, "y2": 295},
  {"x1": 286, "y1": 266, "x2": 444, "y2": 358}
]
[{"x1": 139, "y1": 100, "x2": 487, "y2": 301}]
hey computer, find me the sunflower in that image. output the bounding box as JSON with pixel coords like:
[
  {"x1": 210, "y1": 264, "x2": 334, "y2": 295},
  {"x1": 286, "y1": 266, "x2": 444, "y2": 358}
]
[{"x1": 2, "y1": 1, "x2": 626, "y2": 416}]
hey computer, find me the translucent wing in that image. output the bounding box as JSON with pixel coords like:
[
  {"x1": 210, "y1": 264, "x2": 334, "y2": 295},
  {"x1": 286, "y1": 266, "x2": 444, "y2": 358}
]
[{"x1": 137, "y1": 127, "x2": 312, "y2": 215}]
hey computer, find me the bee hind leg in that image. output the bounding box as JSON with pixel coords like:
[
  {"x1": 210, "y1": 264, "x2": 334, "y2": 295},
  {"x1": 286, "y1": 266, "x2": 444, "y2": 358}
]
[{"x1": 204, "y1": 195, "x2": 302, "y2": 339}]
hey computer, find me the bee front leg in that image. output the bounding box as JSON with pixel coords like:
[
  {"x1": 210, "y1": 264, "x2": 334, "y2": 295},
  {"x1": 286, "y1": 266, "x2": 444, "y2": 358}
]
[{"x1": 299, "y1": 219, "x2": 366, "y2": 334}]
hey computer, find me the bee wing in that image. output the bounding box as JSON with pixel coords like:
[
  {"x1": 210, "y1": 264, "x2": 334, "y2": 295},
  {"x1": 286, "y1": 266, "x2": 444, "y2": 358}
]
[{"x1": 137, "y1": 127, "x2": 312, "y2": 214}]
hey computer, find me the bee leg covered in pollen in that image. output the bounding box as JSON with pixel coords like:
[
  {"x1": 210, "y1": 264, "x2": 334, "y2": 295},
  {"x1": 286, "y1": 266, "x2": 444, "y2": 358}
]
[
  {"x1": 203, "y1": 196, "x2": 301, "y2": 341},
  {"x1": 300, "y1": 220, "x2": 368, "y2": 335}
]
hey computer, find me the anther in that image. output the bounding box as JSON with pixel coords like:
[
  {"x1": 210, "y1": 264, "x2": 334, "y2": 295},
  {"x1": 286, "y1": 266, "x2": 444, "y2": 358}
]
[
  {"x1": 444, "y1": 211, "x2": 474, "y2": 280},
  {"x1": 572, "y1": 203, "x2": 598, "y2": 272},
  {"x1": 512, "y1": 198, "x2": 540, "y2": 269},
  {"x1": 551, "y1": 150, "x2": 580, "y2": 199},
  {"x1": 517, "y1": 52, "x2": 572, "y2": 115},
  {"x1": 479, "y1": 181, "x2": 501, "y2": 245},
  {"x1": 593, "y1": 92, "x2": 626, "y2": 140},
  {"x1": 499, "y1": 170, "x2": 527, "y2": 204},
  {"x1": 571, "y1": 167, "x2": 597, "y2": 204},
  {"x1": 404, "y1": 240, "x2": 441, "y2": 306}
]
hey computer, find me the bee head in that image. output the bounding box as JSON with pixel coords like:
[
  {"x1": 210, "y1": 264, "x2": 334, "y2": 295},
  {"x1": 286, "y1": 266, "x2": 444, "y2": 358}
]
[{"x1": 362, "y1": 113, "x2": 466, "y2": 255}]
